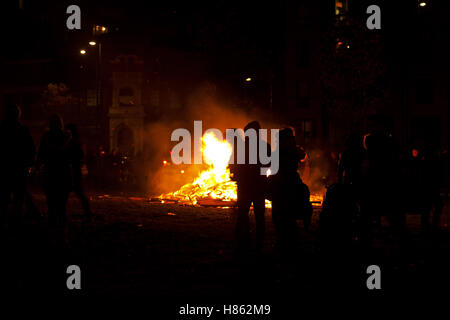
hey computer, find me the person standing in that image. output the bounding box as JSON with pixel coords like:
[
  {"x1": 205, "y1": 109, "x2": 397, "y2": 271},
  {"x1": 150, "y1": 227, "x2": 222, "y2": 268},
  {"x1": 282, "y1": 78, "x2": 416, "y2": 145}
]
[
  {"x1": 233, "y1": 121, "x2": 268, "y2": 256},
  {"x1": 37, "y1": 114, "x2": 72, "y2": 230},
  {"x1": 0, "y1": 103, "x2": 35, "y2": 227},
  {"x1": 338, "y1": 134, "x2": 365, "y2": 188},
  {"x1": 270, "y1": 128, "x2": 302, "y2": 257},
  {"x1": 360, "y1": 124, "x2": 403, "y2": 246},
  {"x1": 66, "y1": 123, "x2": 92, "y2": 221}
]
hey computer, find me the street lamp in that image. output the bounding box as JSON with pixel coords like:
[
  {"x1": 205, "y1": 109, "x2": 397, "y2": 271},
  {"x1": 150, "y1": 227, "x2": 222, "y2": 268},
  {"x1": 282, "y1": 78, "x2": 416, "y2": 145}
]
[
  {"x1": 93, "y1": 25, "x2": 108, "y2": 35},
  {"x1": 245, "y1": 77, "x2": 252, "y2": 82},
  {"x1": 80, "y1": 49, "x2": 86, "y2": 55},
  {"x1": 419, "y1": 2, "x2": 426, "y2": 7},
  {"x1": 89, "y1": 25, "x2": 108, "y2": 146}
]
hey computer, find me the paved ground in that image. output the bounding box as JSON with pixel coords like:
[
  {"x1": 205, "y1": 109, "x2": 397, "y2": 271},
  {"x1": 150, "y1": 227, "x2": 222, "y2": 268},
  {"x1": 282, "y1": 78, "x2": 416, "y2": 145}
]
[{"x1": 1, "y1": 191, "x2": 449, "y2": 305}]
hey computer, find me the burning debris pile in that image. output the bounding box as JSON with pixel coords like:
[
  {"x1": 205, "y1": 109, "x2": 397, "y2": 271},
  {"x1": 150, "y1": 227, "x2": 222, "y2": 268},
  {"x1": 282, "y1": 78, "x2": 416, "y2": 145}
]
[
  {"x1": 157, "y1": 132, "x2": 323, "y2": 208},
  {"x1": 159, "y1": 132, "x2": 238, "y2": 206}
]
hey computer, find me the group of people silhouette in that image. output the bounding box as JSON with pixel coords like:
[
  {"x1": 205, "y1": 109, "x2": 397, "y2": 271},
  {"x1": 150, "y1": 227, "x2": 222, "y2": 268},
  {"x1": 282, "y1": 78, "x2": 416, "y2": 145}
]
[
  {"x1": 0, "y1": 103, "x2": 91, "y2": 240},
  {"x1": 1, "y1": 107, "x2": 444, "y2": 257},
  {"x1": 231, "y1": 121, "x2": 313, "y2": 259},
  {"x1": 232, "y1": 120, "x2": 444, "y2": 260}
]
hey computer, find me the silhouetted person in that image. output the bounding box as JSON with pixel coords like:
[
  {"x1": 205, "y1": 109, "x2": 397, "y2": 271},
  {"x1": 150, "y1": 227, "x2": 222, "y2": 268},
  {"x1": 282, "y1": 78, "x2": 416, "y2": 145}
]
[
  {"x1": 360, "y1": 125, "x2": 403, "y2": 246},
  {"x1": 232, "y1": 121, "x2": 268, "y2": 256},
  {"x1": 327, "y1": 150, "x2": 340, "y2": 185},
  {"x1": 37, "y1": 115, "x2": 72, "y2": 229},
  {"x1": 338, "y1": 134, "x2": 365, "y2": 189},
  {"x1": 0, "y1": 103, "x2": 35, "y2": 226},
  {"x1": 270, "y1": 128, "x2": 303, "y2": 257},
  {"x1": 66, "y1": 123, "x2": 92, "y2": 221}
]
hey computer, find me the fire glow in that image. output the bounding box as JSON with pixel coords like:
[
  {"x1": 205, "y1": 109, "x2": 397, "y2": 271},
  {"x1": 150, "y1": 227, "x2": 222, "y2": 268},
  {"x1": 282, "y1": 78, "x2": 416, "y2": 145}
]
[
  {"x1": 159, "y1": 132, "x2": 322, "y2": 209},
  {"x1": 160, "y1": 132, "x2": 238, "y2": 204}
]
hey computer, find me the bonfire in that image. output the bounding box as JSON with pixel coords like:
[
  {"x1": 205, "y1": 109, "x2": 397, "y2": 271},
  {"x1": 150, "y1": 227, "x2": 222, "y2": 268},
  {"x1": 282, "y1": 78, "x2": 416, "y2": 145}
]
[
  {"x1": 159, "y1": 132, "x2": 322, "y2": 208},
  {"x1": 160, "y1": 132, "x2": 238, "y2": 205}
]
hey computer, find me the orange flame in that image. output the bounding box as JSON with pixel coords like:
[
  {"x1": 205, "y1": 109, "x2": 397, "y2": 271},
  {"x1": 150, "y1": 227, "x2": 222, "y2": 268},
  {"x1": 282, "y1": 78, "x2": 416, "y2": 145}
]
[
  {"x1": 160, "y1": 132, "x2": 237, "y2": 204},
  {"x1": 159, "y1": 133, "x2": 321, "y2": 209}
]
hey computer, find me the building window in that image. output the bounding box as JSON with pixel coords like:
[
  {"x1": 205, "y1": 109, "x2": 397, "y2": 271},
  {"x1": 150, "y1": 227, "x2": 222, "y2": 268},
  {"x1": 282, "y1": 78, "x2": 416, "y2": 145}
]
[
  {"x1": 119, "y1": 87, "x2": 135, "y2": 106},
  {"x1": 296, "y1": 81, "x2": 310, "y2": 108},
  {"x1": 298, "y1": 119, "x2": 313, "y2": 144},
  {"x1": 87, "y1": 89, "x2": 97, "y2": 107},
  {"x1": 416, "y1": 78, "x2": 434, "y2": 104},
  {"x1": 296, "y1": 40, "x2": 309, "y2": 68}
]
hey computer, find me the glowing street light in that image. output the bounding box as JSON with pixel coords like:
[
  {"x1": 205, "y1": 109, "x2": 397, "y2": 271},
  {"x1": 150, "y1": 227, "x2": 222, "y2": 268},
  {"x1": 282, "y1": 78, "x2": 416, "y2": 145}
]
[
  {"x1": 245, "y1": 77, "x2": 252, "y2": 82},
  {"x1": 93, "y1": 25, "x2": 108, "y2": 35},
  {"x1": 419, "y1": 2, "x2": 426, "y2": 7},
  {"x1": 80, "y1": 49, "x2": 86, "y2": 55},
  {"x1": 89, "y1": 41, "x2": 97, "y2": 46}
]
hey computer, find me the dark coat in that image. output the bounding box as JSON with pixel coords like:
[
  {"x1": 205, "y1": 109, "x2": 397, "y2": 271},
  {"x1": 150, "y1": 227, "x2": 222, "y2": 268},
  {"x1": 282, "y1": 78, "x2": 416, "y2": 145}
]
[
  {"x1": 0, "y1": 120, "x2": 35, "y2": 184},
  {"x1": 37, "y1": 129, "x2": 73, "y2": 191}
]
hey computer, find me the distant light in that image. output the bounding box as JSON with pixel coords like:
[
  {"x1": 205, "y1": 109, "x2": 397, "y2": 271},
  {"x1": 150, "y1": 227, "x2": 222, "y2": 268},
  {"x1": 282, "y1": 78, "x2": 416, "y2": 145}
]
[
  {"x1": 419, "y1": 2, "x2": 426, "y2": 7},
  {"x1": 89, "y1": 41, "x2": 96, "y2": 46},
  {"x1": 180, "y1": 170, "x2": 185, "y2": 174},
  {"x1": 93, "y1": 25, "x2": 108, "y2": 35},
  {"x1": 245, "y1": 77, "x2": 252, "y2": 82},
  {"x1": 346, "y1": 45, "x2": 350, "y2": 49},
  {"x1": 80, "y1": 49, "x2": 86, "y2": 55}
]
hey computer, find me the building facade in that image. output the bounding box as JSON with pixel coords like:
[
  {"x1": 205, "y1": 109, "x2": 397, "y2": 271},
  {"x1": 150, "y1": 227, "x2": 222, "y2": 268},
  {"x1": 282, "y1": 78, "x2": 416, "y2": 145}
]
[{"x1": 107, "y1": 54, "x2": 146, "y2": 155}]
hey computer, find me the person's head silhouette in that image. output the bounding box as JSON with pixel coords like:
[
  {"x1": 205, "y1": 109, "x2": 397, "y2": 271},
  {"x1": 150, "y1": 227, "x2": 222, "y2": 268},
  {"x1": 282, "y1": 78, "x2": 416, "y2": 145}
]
[
  {"x1": 279, "y1": 127, "x2": 295, "y2": 146},
  {"x1": 244, "y1": 121, "x2": 261, "y2": 132}
]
